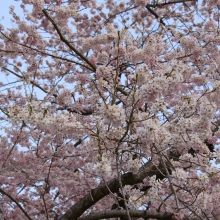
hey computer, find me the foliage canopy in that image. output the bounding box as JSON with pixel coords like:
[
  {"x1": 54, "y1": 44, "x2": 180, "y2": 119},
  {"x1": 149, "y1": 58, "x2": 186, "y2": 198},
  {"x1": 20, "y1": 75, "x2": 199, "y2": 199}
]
[{"x1": 0, "y1": 0, "x2": 220, "y2": 219}]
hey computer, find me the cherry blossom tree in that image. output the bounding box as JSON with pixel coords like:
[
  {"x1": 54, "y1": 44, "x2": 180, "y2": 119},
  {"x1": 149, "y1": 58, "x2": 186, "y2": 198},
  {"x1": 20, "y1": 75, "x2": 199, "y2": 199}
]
[{"x1": 0, "y1": 0, "x2": 220, "y2": 219}]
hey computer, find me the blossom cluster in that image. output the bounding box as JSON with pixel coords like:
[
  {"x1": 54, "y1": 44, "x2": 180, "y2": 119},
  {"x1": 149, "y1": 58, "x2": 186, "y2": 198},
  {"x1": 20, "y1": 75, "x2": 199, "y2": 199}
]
[
  {"x1": 99, "y1": 103, "x2": 126, "y2": 125},
  {"x1": 95, "y1": 65, "x2": 115, "y2": 81},
  {"x1": 94, "y1": 153, "x2": 112, "y2": 177},
  {"x1": 1, "y1": 0, "x2": 220, "y2": 219}
]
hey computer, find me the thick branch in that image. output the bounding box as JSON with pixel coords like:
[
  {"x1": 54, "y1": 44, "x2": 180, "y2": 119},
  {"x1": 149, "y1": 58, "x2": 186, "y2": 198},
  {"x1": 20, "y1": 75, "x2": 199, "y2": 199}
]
[
  {"x1": 59, "y1": 160, "x2": 167, "y2": 220},
  {"x1": 57, "y1": 107, "x2": 94, "y2": 115},
  {"x1": 60, "y1": 133, "x2": 217, "y2": 220},
  {"x1": 116, "y1": 86, "x2": 129, "y2": 96},
  {"x1": 147, "y1": 0, "x2": 197, "y2": 8},
  {"x1": 78, "y1": 210, "x2": 174, "y2": 220},
  {"x1": 42, "y1": 9, "x2": 96, "y2": 72}
]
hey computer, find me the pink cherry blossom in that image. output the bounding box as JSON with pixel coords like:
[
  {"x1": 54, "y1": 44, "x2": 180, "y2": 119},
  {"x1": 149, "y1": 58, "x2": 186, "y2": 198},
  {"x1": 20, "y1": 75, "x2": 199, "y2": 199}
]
[{"x1": 0, "y1": 0, "x2": 220, "y2": 220}]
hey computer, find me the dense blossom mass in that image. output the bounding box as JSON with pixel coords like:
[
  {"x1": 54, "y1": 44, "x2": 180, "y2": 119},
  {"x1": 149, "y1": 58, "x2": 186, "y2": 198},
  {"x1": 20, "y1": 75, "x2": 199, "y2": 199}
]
[{"x1": 0, "y1": 0, "x2": 220, "y2": 219}]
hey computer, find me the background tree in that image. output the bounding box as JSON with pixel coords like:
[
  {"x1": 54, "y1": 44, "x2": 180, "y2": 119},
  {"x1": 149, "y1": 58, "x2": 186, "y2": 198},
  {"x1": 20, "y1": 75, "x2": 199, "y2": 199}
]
[{"x1": 0, "y1": 0, "x2": 219, "y2": 219}]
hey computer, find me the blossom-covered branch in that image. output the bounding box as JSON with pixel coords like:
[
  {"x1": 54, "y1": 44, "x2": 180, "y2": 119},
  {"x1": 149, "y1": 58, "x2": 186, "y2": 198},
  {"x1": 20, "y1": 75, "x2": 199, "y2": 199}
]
[
  {"x1": 0, "y1": 0, "x2": 220, "y2": 219},
  {"x1": 60, "y1": 160, "x2": 171, "y2": 220},
  {"x1": 78, "y1": 210, "x2": 174, "y2": 220},
  {"x1": 42, "y1": 9, "x2": 96, "y2": 72},
  {"x1": 147, "y1": 0, "x2": 197, "y2": 7},
  {"x1": 0, "y1": 188, "x2": 32, "y2": 220}
]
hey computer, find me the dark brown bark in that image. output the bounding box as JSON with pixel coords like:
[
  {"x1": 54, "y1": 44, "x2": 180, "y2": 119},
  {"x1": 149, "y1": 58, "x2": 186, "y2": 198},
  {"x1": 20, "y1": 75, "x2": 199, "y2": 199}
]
[
  {"x1": 78, "y1": 210, "x2": 174, "y2": 220},
  {"x1": 59, "y1": 135, "x2": 217, "y2": 220},
  {"x1": 59, "y1": 117, "x2": 220, "y2": 220},
  {"x1": 59, "y1": 160, "x2": 167, "y2": 220}
]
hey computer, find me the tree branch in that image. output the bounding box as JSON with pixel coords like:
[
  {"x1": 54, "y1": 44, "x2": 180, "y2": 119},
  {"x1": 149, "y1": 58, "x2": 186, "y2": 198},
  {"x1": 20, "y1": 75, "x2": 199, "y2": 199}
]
[
  {"x1": 0, "y1": 188, "x2": 33, "y2": 220},
  {"x1": 56, "y1": 106, "x2": 94, "y2": 115},
  {"x1": 147, "y1": 0, "x2": 197, "y2": 8},
  {"x1": 53, "y1": 102, "x2": 219, "y2": 220},
  {"x1": 3, "y1": 67, "x2": 95, "y2": 116},
  {"x1": 0, "y1": 32, "x2": 94, "y2": 71},
  {"x1": 59, "y1": 160, "x2": 167, "y2": 220},
  {"x1": 42, "y1": 9, "x2": 96, "y2": 72},
  {"x1": 2, "y1": 67, "x2": 49, "y2": 94},
  {"x1": 60, "y1": 132, "x2": 217, "y2": 220},
  {"x1": 145, "y1": 0, "x2": 197, "y2": 26},
  {"x1": 145, "y1": 5, "x2": 166, "y2": 26},
  {"x1": 78, "y1": 210, "x2": 174, "y2": 220},
  {"x1": 116, "y1": 86, "x2": 129, "y2": 96}
]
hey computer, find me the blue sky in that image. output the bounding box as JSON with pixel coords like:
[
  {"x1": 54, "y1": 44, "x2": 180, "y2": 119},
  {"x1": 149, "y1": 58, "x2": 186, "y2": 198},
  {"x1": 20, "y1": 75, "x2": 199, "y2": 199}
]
[{"x1": 0, "y1": 0, "x2": 23, "y2": 28}]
